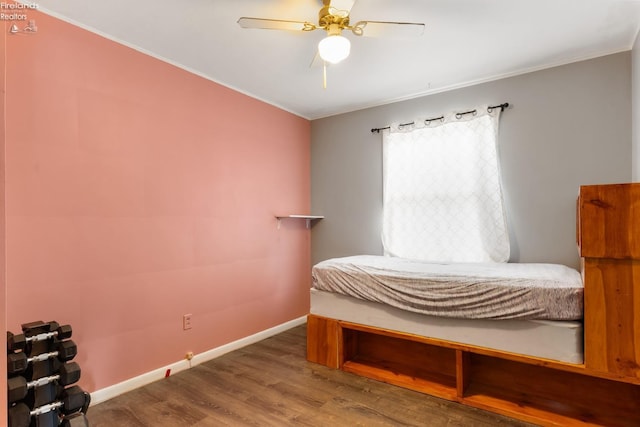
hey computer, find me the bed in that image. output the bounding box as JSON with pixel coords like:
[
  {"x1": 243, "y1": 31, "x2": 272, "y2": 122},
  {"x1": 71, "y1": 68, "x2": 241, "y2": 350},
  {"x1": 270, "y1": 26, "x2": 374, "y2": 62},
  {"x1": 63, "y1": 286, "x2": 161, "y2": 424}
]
[
  {"x1": 311, "y1": 255, "x2": 584, "y2": 363},
  {"x1": 306, "y1": 184, "x2": 640, "y2": 426}
]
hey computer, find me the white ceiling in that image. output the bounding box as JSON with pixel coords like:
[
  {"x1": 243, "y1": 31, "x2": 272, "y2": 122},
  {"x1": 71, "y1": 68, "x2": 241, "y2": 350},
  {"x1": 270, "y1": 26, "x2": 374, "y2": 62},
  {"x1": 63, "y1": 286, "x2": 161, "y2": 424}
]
[{"x1": 32, "y1": 0, "x2": 640, "y2": 119}]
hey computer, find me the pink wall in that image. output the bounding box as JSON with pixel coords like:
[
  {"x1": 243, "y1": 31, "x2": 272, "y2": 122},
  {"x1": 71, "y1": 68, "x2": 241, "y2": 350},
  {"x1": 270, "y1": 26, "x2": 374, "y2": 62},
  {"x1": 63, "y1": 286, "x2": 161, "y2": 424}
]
[
  {"x1": 1, "y1": 18, "x2": 7, "y2": 423},
  {"x1": 5, "y1": 9, "x2": 310, "y2": 392}
]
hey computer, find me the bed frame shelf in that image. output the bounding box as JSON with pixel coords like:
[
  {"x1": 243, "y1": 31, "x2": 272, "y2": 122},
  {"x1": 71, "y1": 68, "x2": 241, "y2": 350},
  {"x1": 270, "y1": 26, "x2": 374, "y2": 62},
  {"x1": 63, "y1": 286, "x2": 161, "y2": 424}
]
[
  {"x1": 308, "y1": 315, "x2": 640, "y2": 426},
  {"x1": 343, "y1": 360, "x2": 458, "y2": 401},
  {"x1": 341, "y1": 328, "x2": 458, "y2": 400},
  {"x1": 462, "y1": 384, "x2": 610, "y2": 427}
]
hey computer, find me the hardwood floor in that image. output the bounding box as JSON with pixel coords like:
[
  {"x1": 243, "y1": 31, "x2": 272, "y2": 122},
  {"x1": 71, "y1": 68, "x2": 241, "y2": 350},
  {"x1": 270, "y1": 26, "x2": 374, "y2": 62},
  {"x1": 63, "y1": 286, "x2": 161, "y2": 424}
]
[{"x1": 86, "y1": 325, "x2": 536, "y2": 426}]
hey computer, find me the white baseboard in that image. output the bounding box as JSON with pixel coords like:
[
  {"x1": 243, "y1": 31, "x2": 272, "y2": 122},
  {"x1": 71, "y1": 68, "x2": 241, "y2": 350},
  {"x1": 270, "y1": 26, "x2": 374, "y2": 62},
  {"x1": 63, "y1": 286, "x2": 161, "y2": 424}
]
[{"x1": 89, "y1": 316, "x2": 307, "y2": 406}]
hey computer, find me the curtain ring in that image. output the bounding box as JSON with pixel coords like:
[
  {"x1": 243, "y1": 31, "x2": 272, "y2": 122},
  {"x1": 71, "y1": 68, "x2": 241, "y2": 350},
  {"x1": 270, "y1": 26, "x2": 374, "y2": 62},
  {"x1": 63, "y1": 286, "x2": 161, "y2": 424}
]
[
  {"x1": 398, "y1": 121, "x2": 414, "y2": 130},
  {"x1": 456, "y1": 109, "x2": 477, "y2": 119},
  {"x1": 424, "y1": 115, "x2": 444, "y2": 126}
]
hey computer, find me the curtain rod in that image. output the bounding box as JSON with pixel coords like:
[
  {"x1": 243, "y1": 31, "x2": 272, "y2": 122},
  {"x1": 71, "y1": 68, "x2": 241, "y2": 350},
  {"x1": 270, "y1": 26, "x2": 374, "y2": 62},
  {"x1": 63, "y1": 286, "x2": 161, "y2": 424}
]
[{"x1": 370, "y1": 102, "x2": 509, "y2": 134}]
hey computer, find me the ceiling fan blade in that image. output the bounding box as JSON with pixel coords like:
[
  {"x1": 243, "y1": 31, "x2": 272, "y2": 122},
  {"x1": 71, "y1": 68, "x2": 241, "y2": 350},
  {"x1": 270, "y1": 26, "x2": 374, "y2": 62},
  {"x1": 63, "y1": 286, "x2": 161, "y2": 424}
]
[
  {"x1": 351, "y1": 21, "x2": 425, "y2": 39},
  {"x1": 237, "y1": 17, "x2": 316, "y2": 32}
]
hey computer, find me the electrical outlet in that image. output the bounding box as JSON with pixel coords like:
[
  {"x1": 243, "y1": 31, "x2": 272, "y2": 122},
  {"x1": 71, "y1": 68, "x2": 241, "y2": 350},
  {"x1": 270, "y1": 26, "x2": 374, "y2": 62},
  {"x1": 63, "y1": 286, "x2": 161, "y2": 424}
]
[{"x1": 183, "y1": 313, "x2": 192, "y2": 330}]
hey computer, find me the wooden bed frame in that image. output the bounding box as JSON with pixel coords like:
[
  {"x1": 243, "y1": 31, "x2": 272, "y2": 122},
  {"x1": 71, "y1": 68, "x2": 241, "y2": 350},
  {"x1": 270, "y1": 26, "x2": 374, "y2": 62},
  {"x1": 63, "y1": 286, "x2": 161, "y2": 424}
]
[{"x1": 307, "y1": 183, "x2": 640, "y2": 426}]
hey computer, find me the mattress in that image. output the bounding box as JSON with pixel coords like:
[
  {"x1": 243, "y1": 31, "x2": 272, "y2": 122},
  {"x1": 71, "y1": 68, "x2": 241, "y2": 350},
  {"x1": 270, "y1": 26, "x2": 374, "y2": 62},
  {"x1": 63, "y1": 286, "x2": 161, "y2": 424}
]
[
  {"x1": 312, "y1": 255, "x2": 583, "y2": 320},
  {"x1": 310, "y1": 288, "x2": 584, "y2": 364}
]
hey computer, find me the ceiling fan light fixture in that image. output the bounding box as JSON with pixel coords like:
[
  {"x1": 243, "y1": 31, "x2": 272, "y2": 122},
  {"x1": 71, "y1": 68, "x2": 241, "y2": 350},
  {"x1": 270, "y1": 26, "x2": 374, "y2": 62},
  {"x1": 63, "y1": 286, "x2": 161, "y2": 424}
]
[{"x1": 318, "y1": 34, "x2": 350, "y2": 64}]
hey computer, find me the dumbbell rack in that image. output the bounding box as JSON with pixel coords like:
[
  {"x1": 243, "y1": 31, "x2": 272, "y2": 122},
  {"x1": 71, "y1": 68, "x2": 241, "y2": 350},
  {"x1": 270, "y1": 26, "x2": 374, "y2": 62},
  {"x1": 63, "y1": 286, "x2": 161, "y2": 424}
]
[{"x1": 7, "y1": 321, "x2": 91, "y2": 427}]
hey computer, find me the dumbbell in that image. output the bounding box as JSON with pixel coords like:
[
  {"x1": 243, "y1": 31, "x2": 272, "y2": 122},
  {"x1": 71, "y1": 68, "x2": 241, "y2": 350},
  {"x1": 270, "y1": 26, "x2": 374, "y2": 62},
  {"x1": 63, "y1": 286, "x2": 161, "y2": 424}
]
[
  {"x1": 8, "y1": 340, "x2": 77, "y2": 376},
  {"x1": 7, "y1": 331, "x2": 21, "y2": 354},
  {"x1": 8, "y1": 361, "x2": 81, "y2": 403},
  {"x1": 8, "y1": 386, "x2": 90, "y2": 427},
  {"x1": 21, "y1": 320, "x2": 54, "y2": 336},
  {"x1": 8, "y1": 322, "x2": 73, "y2": 352},
  {"x1": 61, "y1": 412, "x2": 90, "y2": 427},
  {"x1": 7, "y1": 402, "x2": 58, "y2": 427},
  {"x1": 59, "y1": 385, "x2": 91, "y2": 416}
]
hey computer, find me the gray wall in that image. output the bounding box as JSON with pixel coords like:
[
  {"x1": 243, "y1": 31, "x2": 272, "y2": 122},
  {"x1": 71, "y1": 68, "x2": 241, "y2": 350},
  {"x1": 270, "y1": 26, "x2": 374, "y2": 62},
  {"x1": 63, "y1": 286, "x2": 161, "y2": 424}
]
[{"x1": 311, "y1": 52, "x2": 632, "y2": 270}]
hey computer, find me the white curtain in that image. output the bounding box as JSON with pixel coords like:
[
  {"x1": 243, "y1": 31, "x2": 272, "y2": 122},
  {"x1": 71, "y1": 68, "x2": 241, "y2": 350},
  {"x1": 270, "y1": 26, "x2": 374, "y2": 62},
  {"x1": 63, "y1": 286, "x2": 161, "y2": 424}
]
[{"x1": 382, "y1": 106, "x2": 510, "y2": 263}]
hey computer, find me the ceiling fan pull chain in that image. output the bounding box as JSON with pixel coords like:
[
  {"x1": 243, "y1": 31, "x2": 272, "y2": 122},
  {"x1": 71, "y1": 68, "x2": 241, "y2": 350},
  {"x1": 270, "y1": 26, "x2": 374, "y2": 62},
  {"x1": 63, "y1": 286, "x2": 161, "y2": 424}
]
[{"x1": 323, "y1": 62, "x2": 327, "y2": 89}]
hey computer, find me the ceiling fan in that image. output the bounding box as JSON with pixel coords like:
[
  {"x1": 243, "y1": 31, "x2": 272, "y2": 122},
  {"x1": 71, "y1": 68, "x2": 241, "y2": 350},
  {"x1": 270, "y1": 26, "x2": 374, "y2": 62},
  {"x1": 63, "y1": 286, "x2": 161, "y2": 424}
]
[{"x1": 238, "y1": 0, "x2": 425, "y2": 74}]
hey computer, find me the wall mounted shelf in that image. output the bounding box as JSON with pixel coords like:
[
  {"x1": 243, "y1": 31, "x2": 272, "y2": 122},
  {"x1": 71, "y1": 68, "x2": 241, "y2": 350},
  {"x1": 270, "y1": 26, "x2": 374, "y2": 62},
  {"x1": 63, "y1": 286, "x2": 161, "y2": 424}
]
[{"x1": 275, "y1": 215, "x2": 324, "y2": 229}]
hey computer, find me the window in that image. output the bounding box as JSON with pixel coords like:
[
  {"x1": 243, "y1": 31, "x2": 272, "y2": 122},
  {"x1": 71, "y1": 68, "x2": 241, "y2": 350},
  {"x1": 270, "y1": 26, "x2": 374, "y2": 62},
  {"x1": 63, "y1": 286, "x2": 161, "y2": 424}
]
[{"x1": 382, "y1": 107, "x2": 509, "y2": 262}]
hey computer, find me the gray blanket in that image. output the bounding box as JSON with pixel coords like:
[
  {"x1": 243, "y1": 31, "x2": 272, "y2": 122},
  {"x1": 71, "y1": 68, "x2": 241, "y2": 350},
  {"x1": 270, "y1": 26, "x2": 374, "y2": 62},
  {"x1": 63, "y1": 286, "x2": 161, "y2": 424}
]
[{"x1": 311, "y1": 255, "x2": 583, "y2": 320}]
